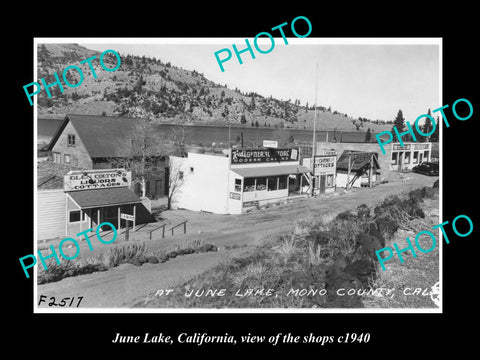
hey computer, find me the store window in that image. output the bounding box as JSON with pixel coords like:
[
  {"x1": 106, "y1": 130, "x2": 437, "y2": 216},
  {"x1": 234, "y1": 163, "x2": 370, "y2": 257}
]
[
  {"x1": 64, "y1": 154, "x2": 71, "y2": 164},
  {"x1": 413, "y1": 151, "x2": 419, "y2": 164},
  {"x1": 278, "y1": 176, "x2": 287, "y2": 190},
  {"x1": 391, "y1": 152, "x2": 398, "y2": 165},
  {"x1": 256, "y1": 177, "x2": 267, "y2": 191},
  {"x1": 69, "y1": 210, "x2": 85, "y2": 223},
  {"x1": 424, "y1": 151, "x2": 430, "y2": 161},
  {"x1": 404, "y1": 152, "x2": 411, "y2": 164},
  {"x1": 267, "y1": 177, "x2": 278, "y2": 191},
  {"x1": 327, "y1": 174, "x2": 334, "y2": 187},
  {"x1": 67, "y1": 134, "x2": 76, "y2": 146},
  {"x1": 53, "y1": 152, "x2": 61, "y2": 163},
  {"x1": 235, "y1": 178, "x2": 242, "y2": 192},
  {"x1": 244, "y1": 178, "x2": 255, "y2": 192}
]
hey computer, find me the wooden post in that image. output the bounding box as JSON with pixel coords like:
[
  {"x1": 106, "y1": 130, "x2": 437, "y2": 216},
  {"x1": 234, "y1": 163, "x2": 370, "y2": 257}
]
[
  {"x1": 133, "y1": 205, "x2": 136, "y2": 231},
  {"x1": 183, "y1": 221, "x2": 186, "y2": 234},
  {"x1": 162, "y1": 224, "x2": 165, "y2": 238},
  {"x1": 117, "y1": 207, "x2": 120, "y2": 232},
  {"x1": 347, "y1": 152, "x2": 351, "y2": 190},
  {"x1": 125, "y1": 220, "x2": 130, "y2": 241},
  {"x1": 97, "y1": 209, "x2": 100, "y2": 227},
  {"x1": 369, "y1": 153, "x2": 373, "y2": 188}
]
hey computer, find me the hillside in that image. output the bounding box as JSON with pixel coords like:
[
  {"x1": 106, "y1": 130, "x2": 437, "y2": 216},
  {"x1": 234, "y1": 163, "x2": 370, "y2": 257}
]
[{"x1": 36, "y1": 43, "x2": 392, "y2": 133}]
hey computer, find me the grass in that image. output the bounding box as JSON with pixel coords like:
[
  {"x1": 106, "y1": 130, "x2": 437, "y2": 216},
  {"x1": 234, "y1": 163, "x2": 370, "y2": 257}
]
[{"x1": 38, "y1": 238, "x2": 218, "y2": 285}]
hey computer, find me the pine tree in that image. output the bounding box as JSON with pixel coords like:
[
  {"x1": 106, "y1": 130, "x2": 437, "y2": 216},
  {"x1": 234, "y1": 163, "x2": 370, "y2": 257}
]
[
  {"x1": 393, "y1": 109, "x2": 405, "y2": 133},
  {"x1": 365, "y1": 128, "x2": 372, "y2": 142}
]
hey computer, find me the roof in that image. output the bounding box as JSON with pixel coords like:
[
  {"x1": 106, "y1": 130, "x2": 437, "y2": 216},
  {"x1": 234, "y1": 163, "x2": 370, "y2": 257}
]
[
  {"x1": 336, "y1": 150, "x2": 380, "y2": 171},
  {"x1": 67, "y1": 187, "x2": 141, "y2": 209},
  {"x1": 231, "y1": 164, "x2": 311, "y2": 178},
  {"x1": 47, "y1": 114, "x2": 146, "y2": 158}
]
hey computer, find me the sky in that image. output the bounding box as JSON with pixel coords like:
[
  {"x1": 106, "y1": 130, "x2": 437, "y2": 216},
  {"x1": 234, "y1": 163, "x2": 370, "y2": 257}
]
[{"x1": 77, "y1": 38, "x2": 440, "y2": 122}]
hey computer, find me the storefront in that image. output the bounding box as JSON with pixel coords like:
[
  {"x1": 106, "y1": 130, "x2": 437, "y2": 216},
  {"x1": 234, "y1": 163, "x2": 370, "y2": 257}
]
[
  {"x1": 311, "y1": 150, "x2": 337, "y2": 194},
  {"x1": 37, "y1": 168, "x2": 152, "y2": 241},
  {"x1": 64, "y1": 169, "x2": 143, "y2": 235},
  {"x1": 170, "y1": 148, "x2": 311, "y2": 214},
  {"x1": 390, "y1": 143, "x2": 431, "y2": 171}
]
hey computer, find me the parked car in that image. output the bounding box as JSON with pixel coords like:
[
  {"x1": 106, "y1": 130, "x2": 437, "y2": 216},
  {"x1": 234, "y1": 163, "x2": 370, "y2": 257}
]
[{"x1": 412, "y1": 162, "x2": 439, "y2": 176}]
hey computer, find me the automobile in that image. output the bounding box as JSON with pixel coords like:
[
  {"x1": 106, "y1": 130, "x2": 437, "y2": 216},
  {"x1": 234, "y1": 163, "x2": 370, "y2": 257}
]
[{"x1": 412, "y1": 162, "x2": 439, "y2": 176}]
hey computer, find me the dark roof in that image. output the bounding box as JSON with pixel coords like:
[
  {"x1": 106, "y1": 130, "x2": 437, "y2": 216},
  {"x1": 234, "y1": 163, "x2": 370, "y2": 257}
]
[
  {"x1": 67, "y1": 187, "x2": 141, "y2": 209},
  {"x1": 231, "y1": 164, "x2": 311, "y2": 178},
  {"x1": 336, "y1": 150, "x2": 380, "y2": 171},
  {"x1": 47, "y1": 114, "x2": 144, "y2": 158}
]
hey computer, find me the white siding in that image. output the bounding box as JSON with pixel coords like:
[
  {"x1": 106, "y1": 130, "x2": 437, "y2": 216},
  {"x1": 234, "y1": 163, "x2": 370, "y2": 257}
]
[{"x1": 37, "y1": 190, "x2": 66, "y2": 240}]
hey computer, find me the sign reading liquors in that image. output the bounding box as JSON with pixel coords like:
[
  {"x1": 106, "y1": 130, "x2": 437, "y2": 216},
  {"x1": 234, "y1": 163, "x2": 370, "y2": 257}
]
[
  {"x1": 231, "y1": 148, "x2": 298, "y2": 164},
  {"x1": 64, "y1": 169, "x2": 131, "y2": 191}
]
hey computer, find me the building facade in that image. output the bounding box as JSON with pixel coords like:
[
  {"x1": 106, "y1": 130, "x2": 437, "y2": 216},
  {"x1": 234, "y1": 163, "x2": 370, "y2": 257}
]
[
  {"x1": 47, "y1": 114, "x2": 168, "y2": 199},
  {"x1": 170, "y1": 148, "x2": 311, "y2": 214},
  {"x1": 37, "y1": 169, "x2": 153, "y2": 241}
]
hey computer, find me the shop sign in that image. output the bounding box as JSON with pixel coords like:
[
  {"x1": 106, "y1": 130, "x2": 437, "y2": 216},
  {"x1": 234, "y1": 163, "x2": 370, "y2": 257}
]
[
  {"x1": 120, "y1": 213, "x2": 135, "y2": 221},
  {"x1": 64, "y1": 169, "x2": 131, "y2": 191},
  {"x1": 393, "y1": 144, "x2": 411, "y2": 150},
  {"x1": 231, "y1": 148, "x2": 298, "y2": 164},
  {"x1": 263, "y1": 140, "x2": 278, "y2": 148},
  {"x1": 313, "y1": 155, "x2": 336, "y2": 175},
  {"x1": 414, "y1": 143, "x2": 430, "y2": 150},
  {"x1": 230, "y1": 192, "x2": 241, "y2": 200}
]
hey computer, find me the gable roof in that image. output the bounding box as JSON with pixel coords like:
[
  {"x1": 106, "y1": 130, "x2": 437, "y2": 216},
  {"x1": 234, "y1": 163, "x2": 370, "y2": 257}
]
[
  {"x1": 336, "y1": 150, "x2": 380, "y2": 171},
  {"x1": 47, "y1": 114, "x2": 145, "y2": 158}
]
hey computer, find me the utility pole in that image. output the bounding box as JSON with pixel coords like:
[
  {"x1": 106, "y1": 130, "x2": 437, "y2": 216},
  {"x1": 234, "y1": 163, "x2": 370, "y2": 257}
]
[{"x1": 311, "y1": 62, "x2": 318, "y2": 197}]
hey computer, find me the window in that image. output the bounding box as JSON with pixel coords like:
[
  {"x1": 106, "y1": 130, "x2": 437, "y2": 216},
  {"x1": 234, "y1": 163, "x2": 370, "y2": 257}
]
[
  {"x1": 178, "y1": 171, "x2": 184, "y2": 180},
  {"x1": 278, "y1": 176, "x2": 287, "y2": 190},
  {"x1": 424, "y1": 151, "x2": 430, "y2": 160},
  {"x1": 244, "y1": 178, "x2": 255, "y2": 192},
  {"x1": 67, "y1": 134, "x2": 76, "y2": 146},
  {"x1": 404, "y1": 152, "x2": 411, "y2": 164},
  {"x1": 53, "y1": 152, "x2": 61, "y2": 163},
  {"x1": 64, "y1": 154, "x2": 71, "y2": 164},
  {"x1": 267, "y1": 176, "x2": 278, "y2": 191},
  {"x1": 413, "y1": 151, "x2": 419, "y2": 164},
  {"x1": 327, "y1": 174, "x2": 334, "y2": 187},
  {"x1": 235, "y1": 178, "x2": 242, "y2": 192},
  {"x1": 391, "y1": 152, "x2": 398, "y2": 165},
  {"x1": 189, "y1": 167, "x2": 194, "y2": 174},
  {"x1": 69, "y1": 210, "x2": 85, "y2": 223},
  {"x1": 256, "y1": 177, "x2": 267, "y2": 191}
]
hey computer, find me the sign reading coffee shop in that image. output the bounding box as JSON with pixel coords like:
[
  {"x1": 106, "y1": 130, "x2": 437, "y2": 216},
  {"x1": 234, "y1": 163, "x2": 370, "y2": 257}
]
[
  {"x1": 231, "y1": 148, "x2": 299, "y2": 164},
  {"x1": 64, "y1": 169, "x2": 132, "y2": 191}
]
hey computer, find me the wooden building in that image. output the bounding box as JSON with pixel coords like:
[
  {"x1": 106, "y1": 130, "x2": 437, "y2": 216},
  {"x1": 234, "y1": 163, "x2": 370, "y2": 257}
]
[{"x1": 46, "y1": 114, "x2": 168, "y2": 199}]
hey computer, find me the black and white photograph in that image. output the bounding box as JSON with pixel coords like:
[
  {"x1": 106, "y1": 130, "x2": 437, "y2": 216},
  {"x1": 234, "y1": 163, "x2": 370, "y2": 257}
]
[
  {"x1": 10, "y1": 6, "x2": 478, "y2": 355},
  {"x1": 33, "y1": 38, "x2": 441, "y2": 312}
]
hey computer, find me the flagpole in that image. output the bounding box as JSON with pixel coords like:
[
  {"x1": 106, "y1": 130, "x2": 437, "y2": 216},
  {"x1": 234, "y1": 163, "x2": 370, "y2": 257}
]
[{"x1": 311, "y1": 62, "x2": 318, "y2": 197}]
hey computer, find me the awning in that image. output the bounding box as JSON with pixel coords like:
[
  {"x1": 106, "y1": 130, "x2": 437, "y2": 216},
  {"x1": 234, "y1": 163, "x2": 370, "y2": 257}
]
[
  {"x1": 66, "y1": 187, "x2": 142, "y2": 209},
  {"x1": 231, "y1": 164, "x2": 311, "y2": 178}
]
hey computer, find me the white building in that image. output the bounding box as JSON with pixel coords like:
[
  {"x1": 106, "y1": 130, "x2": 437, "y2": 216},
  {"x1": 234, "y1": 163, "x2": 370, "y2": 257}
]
[{"x1": 170, "y1": 148, "x2": 311, "y2": 214}]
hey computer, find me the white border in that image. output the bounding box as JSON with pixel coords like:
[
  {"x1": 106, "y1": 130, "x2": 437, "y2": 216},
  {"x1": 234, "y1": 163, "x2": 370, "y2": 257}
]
[{"x1": 33, "y1": 37, "x2": 442, "y2": 314}]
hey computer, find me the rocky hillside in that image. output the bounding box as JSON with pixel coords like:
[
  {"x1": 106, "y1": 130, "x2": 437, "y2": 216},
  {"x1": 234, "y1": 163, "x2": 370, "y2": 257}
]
[{"x1": 37, "y1": 43, "x2": 391, "y2": 132}]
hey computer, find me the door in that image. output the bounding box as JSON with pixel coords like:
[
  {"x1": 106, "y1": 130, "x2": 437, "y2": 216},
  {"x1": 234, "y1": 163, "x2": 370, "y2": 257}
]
[
  {"x1": 155, "y1": 180, "x2": 163, "y2": 198},
  {"x1": 320, "y1": 175, "x2": 326, "y2": 194}
]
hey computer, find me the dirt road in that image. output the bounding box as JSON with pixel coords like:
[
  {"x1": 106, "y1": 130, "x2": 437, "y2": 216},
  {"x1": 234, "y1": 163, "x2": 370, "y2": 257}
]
[{"x1": 36, "y1": 173, "x2": 438, "y2": 309}]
